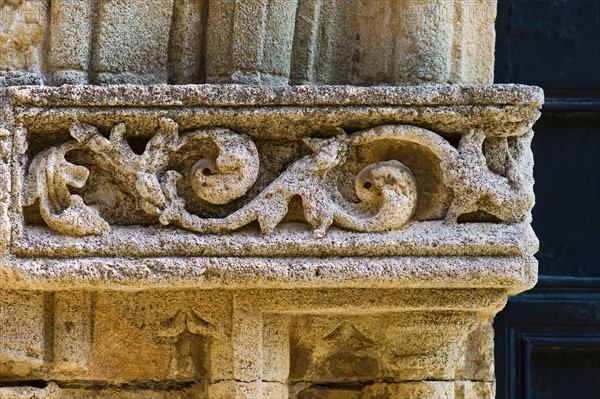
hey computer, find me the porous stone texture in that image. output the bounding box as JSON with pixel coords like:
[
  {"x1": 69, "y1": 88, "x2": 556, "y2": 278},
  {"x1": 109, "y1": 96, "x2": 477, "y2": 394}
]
[
  {"x1": 0, "y1": 0, "x2": 47, "y2": 83},
  {"x1": 46, "y1": 0, "x2": 94, "y2": 85},
  {"x1": 1, "y1": 0, "x2": 497, "y2": 86},
  {"x1": 0, "y1": 84, "x2": 541, "y2": 398}
]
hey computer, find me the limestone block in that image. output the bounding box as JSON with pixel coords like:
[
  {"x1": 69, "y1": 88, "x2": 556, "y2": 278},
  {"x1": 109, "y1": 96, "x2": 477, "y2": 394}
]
[
  {"x1": 362, "y1": 382, "x2": 456, "y2": 399},
  {"x1": 81, "y1": 290, "x2": 231, "y2": 382},
  {"x1": 0, "y1": 291, "x2": 47, "y2": 379},
  {"x1": 291, "y1": 0, "x2": 493, "y2": 85},
  {"x1": 51, "y1": 291, "x2": 92, "y2": 377},
  {"x1": 207, "y1": 380, "x2": 288, "y2": 399},
  {"x1": 454, "y1": 381, "x2": 496, "y2": 399},
  {"x1": 0, "y1": 382, "x2": 207, "y2": 399},
  {"x1": 205, "y1": 0, "x2": 299, "y2": 84},
  {"x1": 261, "y1": 314, "x2": 290, "y2": 382},
  {"x1": 291, "y1": 381, "x2": 455, "y2": 399},
  {"x1": 168, "y1": 0, "x2": 208, "y2": 84},
  {"x1": 0, "y1": 0, "x2": 47, "y2": 74},
  {"x1": 93, "y1": 0, "x2": 174, "y2": 84},
  {"x1": 230, "y1": 308, "x2": 290, "y2": 383},
  {"x1": 289, "y1": 312, "x2": 476, "y2": 383},
  {"x1": 451, "y1": 0, "x2": 497, "y2": 84},
  {"x1": 455, "y1": 318, "x2": 495, "y2": 382},
  {"x1": 47, "y1": 0, "x2": 95, "y2": 85},
  {"x1": 232, "y1": 311, "x2": 263, "y2": 382}
]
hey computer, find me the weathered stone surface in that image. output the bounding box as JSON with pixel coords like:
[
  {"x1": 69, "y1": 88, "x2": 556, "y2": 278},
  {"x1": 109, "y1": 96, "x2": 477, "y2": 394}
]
[
  {"x1": 168, "y1": 0, "x2": 208, "y2": 85},
  {"x1": 451, "y1": 0, "x2": 497, "y2": 84},
  {"x1": 455, "y1": 380, "x2": 496, "y2": 399},
  {"x1": 0, "y1": 83, "x2": 539, "y2": 398},
  {"x1": 0, "y1": 1, "x2": 541, "y2": 397},
  {"x1": 0, "y1": 382, "x2": 207, "y2": 399},
  {"x1": 0, "y1": 291, "x2": 46, "y2": 380},
  {"x1": 46, "y1": 0, "x2": 94, "y2": 85},
  {"x1": 4, "y1": 86, "x2": 541, "y2": 235},
  {"x1": 291, "y1": 381, "x2": 456, "y2": 399},
  {"x1": 0, "y1": 0, "x2": 47, "y2": 76},
  {"x1": 289, "y1": 312, "x2": 477, "y2": 383},
  {"x1": 0, "y1": 288, "x2": 507, "y2": 397},
  {"x1": 93, "y1": 0, "x2": 174, "y2": 84},
  {"x1": 51, "y1": 291, "x2": 92, "y2": 377},
  {"x1": 456, "y1": 318, "x2": 496, "y2": 382},
  {"x1": 205, "y1": 0, "x2": 299, "y2": 85},
  {"x1": 1, "y1": 0, "x2": 497, "y2": 86}
]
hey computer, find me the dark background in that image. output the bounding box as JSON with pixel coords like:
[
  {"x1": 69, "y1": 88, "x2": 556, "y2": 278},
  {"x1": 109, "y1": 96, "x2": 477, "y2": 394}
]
[{"x1": 493, "y1": 0, "x2": 600, "y2": 398}]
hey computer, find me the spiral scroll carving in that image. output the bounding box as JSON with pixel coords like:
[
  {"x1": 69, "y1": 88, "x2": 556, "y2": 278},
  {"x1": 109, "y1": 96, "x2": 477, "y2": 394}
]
[
  {"x1": 335, "y1": 160, "x2": 418, "y2": 232},
  {"x1": 187, "y1": 128, "x2": 259, "y2": 205},
  {"x1": 23, "y1": 120, "x2": 533, "y2": 238}
]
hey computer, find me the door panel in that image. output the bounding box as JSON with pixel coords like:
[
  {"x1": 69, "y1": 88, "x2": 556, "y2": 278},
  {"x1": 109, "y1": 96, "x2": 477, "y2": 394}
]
[{"x1": 494, "y1": 1, "x2": 600, "y2": 398}]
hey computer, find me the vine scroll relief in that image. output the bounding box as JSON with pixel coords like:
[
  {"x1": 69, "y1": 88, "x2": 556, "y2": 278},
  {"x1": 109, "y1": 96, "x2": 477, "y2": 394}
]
[{"x1": 22, "y1": 120, "x2": 533, "y2": 238}]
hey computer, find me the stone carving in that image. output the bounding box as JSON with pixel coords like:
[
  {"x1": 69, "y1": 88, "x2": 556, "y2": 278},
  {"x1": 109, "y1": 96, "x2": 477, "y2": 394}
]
[
  {"x1": 156, "y1": 308, "x2": 221, "y2": 339},
  {"x1": 0, "y1": 0, "x2": 540, "y2": 395},
  {"x1": 443, "y1": 129, "x2": 535, "y2": 223},
  {"x1": 23, "y1": 119, "x2": 533, "y2": 239},
  {"x1": 22, "y1": 142, "x2": 110, "y2": 236},
  {"x1": 0, "y1": 128, "x2": 11, "y2": 202},
  {"x1": 23, "y1": 118, "x2": 260, "y2": 236},
  {"x1": 155, "y1": 308, "x2": 219, "y2": 381},
  {"x1": 161, "y1": 135, "x2": 418, "y2": 238}
]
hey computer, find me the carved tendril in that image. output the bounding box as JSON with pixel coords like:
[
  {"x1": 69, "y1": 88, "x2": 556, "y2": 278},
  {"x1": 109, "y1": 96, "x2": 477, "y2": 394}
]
[{"x1": 24, "y1": 120, "x2": 531, "y2": 239}]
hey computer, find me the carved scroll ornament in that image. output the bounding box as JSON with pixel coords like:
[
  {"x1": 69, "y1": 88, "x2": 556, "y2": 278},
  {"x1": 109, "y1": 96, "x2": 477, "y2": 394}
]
[{"x1": 22, "y1": 120, "x2": 533, "y2": 238}]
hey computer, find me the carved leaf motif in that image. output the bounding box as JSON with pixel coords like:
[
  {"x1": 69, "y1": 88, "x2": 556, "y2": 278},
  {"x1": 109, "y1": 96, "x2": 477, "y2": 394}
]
[
  {"x1": 156, "y1": 309, "x2": 221, "y2": 339},
  {"x1": 23, "y1": 143, "x2": 110, "y2": 236}
]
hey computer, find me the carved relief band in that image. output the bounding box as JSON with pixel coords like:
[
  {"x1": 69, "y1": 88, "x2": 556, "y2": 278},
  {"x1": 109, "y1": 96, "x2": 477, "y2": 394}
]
[
  {"x1": 0, "y1": 84, "x2": 541, "y2": 398},
  {"x1": 2, "y1": 85, "x2": 540, "y2": 261}
]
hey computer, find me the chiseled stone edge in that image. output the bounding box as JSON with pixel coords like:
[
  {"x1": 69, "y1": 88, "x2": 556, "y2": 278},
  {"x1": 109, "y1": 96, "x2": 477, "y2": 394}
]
[
  {"x1": 0, "y1": 88, "x2": 13, "y2": 258},
  {"x1": 8, "y1": 83, "x2": 544, "y2": 108},
  {"x1": 1, "y1": 255, "x2": 537, "y2": 293},
  {"x1": 13, "y1": 222, "x2": 538, "y2": 258}
]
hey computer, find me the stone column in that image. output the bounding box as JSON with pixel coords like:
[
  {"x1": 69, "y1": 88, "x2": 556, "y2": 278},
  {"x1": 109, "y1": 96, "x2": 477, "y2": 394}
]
[
  {"x1": 47, "y1": 0, "x2": 95, "y2": 85},
  {"x1": 205, "y1": 0, "x2": 299, "y2": 85}
]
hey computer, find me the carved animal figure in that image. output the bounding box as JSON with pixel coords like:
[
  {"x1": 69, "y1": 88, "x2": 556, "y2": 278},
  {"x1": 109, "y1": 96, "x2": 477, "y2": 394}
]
[{"x1": 443, "y1": 129, "x2": 534, "y2": 223}]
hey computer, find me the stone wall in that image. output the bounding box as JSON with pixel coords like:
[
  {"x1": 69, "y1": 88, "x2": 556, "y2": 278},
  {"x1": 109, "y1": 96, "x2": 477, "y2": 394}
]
[
  {"x1": 1, "y1": 0, "x2": 496, "y2": 85},
  {"x1": 0, "y1": 2, "x2": 542, "y2": 399}
]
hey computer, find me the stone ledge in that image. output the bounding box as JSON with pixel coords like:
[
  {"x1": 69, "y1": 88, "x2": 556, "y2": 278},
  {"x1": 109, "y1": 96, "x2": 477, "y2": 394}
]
[
  {"x1": 13, "y1": 222, "x2": 538, "y2": 258},
  {"x1": 8, "y1": 84, "x2": 543, "y2": 108},
  {"x1": 1, "y1": 255, "x2": 537, "y2": 293}
]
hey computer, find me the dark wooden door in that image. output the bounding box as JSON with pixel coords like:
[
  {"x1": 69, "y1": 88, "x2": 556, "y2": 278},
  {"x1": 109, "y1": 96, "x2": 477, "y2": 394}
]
[{"x1": 493, "y1": 1, "x2": 600, "y2": 398}]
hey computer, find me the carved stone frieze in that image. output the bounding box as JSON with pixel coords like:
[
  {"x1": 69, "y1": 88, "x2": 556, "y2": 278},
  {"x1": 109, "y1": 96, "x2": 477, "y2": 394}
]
[
  {"x1": 0, "y1": 84, "x2": 541, "y2": 282},
  {"x1": 21, "y1": 118, "x2": 534, "y2": 240},
  {"x1": 1, "y1": 84, "x2": 541, "y2": 399},
  {"x1": 3, "y1": 85, "x2": 538, "y2": 244}
]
